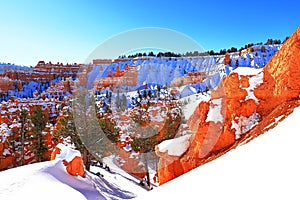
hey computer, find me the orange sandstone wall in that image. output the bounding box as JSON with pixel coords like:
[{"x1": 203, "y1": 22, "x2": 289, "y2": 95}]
[{"x1": 157, "y1": 26, "x2": 300, "y2": 185}]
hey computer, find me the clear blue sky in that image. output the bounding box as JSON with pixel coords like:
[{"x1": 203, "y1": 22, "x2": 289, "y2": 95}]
[{"x1": 0, "y1": 0, "x2": 299, "y2": 66}]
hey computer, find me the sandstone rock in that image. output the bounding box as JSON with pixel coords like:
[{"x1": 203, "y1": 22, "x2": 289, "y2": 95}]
[
  {"x1": 224, "y1": 53, "x2": 231, "y2": 65},
  {"x1": 50, "y1": 147, "x2": 61, "y2": 160},
  {"x1": 117, "y1": 149, "x2": 147, "y2": 179},
  {"x1": 156, "y1": 27, "x2": 300, "y2": 185},
  {"x1": 51, "y1": 144, "x2": 85, "y2": 177},
  {"x1": 63, "y1": 156, "x2": 85, "y2": 177},
  {"x1": 0, "y1": 156, "x2": 14, "y2": 171}
]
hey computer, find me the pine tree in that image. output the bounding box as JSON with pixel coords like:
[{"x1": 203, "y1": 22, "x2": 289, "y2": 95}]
[
  {"x1": 143, "y1": 90, "x2": 147, "y2": 99},
  {"x1": 116, "y1": 88, "x2": 121, "y2": 111},
  {"x1": 54, "y1": 108, "x2": 94, "y2": 170},
  {"x1": 54, "y1": 112, "x2": 84, "y2": 151},
  {"x1": 30, "y1": 106, "x2": 49, "y2": 162},
  {"x1": 147, "y1": 90, "x2": 152, "y2": 98},
  {"x1": 121, "y1": 94, "x2": 127, "y2": 111},
  {"x1": 98, "y1": 116, "x2": 120, "y2": 143},
  {"x1": 73, "y1": 88, "x2": 118, "y2": 170},
  {"x1": 157, "y1": 85, "x2": 161, "y2": 98},
  {"x1": 129, "y1": 123, "x2": 158, "y2": 187},
  {"x1": 20, "y1": 109, "x2": 30, "y2": 166}
]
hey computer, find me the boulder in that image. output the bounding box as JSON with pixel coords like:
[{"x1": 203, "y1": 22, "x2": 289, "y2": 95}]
[{"x1": 51, "y1": 144, "x2": 84, "y2": 177}]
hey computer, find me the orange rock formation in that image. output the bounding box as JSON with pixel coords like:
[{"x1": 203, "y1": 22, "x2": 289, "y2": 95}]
[
  {"x1": 63, "y1": 156, "x2": 85, "y2": 177},
  {"x1": 224, "y1": 53, "x2": 231, "y2": 65},
  {"x1": 157, "y1": 27, "x2": 300, "y2": 185},
  {"x1": 51, "y1": 144, "x2": 85, "y2": 177}
]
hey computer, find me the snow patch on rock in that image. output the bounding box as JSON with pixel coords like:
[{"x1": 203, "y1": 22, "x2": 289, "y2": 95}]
[
  {"x1": 55, "y1": 143, "x2": 82, "y2": 163},
  {"x1": 206, "y1": 98, "x2": 223, "y2": 123},
  {"x1": 231, "y1": 112, "x2": 261, "y2": 139},
  {"x1": 158, "y1": 134, "x2": 191, "y2": 157}
]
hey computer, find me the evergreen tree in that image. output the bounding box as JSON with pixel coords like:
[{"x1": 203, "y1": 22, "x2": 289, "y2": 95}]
[
  {"x1": 19, "y1": 109, "x2": 30, "y2": 166},
  {"x1": 73, "y1": 88, "x2": 118, "y2": 170},
  {"x1": 129, "y1": 107, "x2": 182, "y2": 187},
  {"x1": 143, "y1": 90, "x2": 147, "y2": 99},
  {"x1": 147, "y1": 90, "x2": 152, "y2": 98},
  {"x1": 98, "y1": 116, "x2": 120, "y2": 143},
  {"x1": 283, "y1": 36, "x2": 290, "y2": 43},
  {"x1": 116, "y1": 88, "x2": 121, "y2": 111},
  {"x1": 121, "y1": 94, "x2": 127, "y2": 112},
  {"x1": 30, "y1": 106, "x2": 49, "y2": 162},
  {"x1": 148, "y1": 51, "x2": 155, "y2": 57},
  {"x1": 157, "y1": 85, "x2": 161, "y2": 98},
  {"x1": 54, "y1": 112, "x2": 84, "y2": 152},
  {"x1": 129, "y1": 123, "x2": 158, "y2": 187},
  {"x1": 265, "y1": 38, "x2": 273, "y2": 45}
]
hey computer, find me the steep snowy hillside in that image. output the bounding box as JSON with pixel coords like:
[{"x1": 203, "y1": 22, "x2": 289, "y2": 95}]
[{"x1": 138, "y1": 106, "x2": 300, "y2": 200}]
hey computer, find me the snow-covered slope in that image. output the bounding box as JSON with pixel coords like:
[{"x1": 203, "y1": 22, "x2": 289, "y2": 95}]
[
  {"x1": 137, "y1": 106, "x2": 300, "y2": 199},
  {"x1": 0, "y1": 154, "x2": 146, "y2": 200},
  {"x1": 2, "y1": 105, "x2": 298, "y2": 200}
]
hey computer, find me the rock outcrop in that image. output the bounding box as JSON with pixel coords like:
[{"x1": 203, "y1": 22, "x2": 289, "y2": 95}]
[
  {"x1": 51, "y1": 144, "x2": 85, "y2": 177},
  {"x1": 254, "y1": 28, "x2": 300, "y2": 116},
  {"x1": 224, "y1": 53, "x2": 231, "y2": 65},
  {"x1": 157, "y1": 26, "x2": 300, "y2": 185}
]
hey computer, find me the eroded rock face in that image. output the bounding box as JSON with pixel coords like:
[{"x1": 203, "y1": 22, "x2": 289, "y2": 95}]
[
  {"x1": 117, "y1": 149, "x2": 147, "y2": 179},
  {"x1": 224, "y1": 53, "x2": 231, "y2": 65},
  {"x1": 63, "y1": 156, "x2": 85, "y2": 177},
  {"x1": 51, "y1": 144, "x2": 85, "y2": 177},
  {"x1": 255, "y1": 27, "x2": 300, "y2": 115},
  {"x1": 157, "y1": 27, "x2": 300, "y2": 185},
  {"x1": 0, "y1": 154, "x2": 14, "y2": 171}
]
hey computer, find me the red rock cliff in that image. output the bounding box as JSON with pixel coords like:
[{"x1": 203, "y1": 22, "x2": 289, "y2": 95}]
[{"x1": 157, "y1": 26, "x2": 300, "y2": 185}]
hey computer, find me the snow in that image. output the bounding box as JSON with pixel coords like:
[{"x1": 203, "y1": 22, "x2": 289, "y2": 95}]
[
  {"x1": 0, "y1": 123, "x2": 11, "y2": 141},
  {"x1": 275, "y1": 115, "x2": 284, "y2": 122},
  {"x1": 245, "y1": 71, "x2": 264, "y2": 103},
  {"x1": 0, "y1": 161, "x2": 91, "y2": 200},
  {"x1": 0, "y1": 45, "x2": 286, "y2": 199},
  {"x1": 232, "y1": 66, "x2": 263, "y2": 76},
  {"x1": 8, "y1": 107, "x2": 17, "y2": 113},
  {"x1": 3, "y1": 149, "x2": 10, "y2": 156},
  {"x1": 0, "y1": 151, "x2": 145, "y2": 200},
  {"x1": 206, "y1": 98, "x2": 223, "y2": 123},
  {"x1": 158, "y1": 134, "x2": 192, "y2": 157},
  {"x1": 231, "y1": 112, "x2": 260, "y2": 139},
  {"x1": 90, "y1": 156, "x2": 148, "y2": 197},
  {"x1": 181, "y1": 93, "x2": 210, "y2": 119},
  {"x1": 148, "y1": 106, "x2": 165, "y2": 122},
  {"x1": 55, "y1": 143, "x2": 82, "y2": 162},
  {"x1": 264, "y1": 115, "x2": 285, "y2": 130},
  {"x1": 232, "y1": 67, "x2": 264, "y2": 103},
  {"x1": 123, "y1": 143, "x2": 132, "y2": 152},
  {"x1": 138, "y1": 106, "x2": 300, "y2": 200},
  {"x1": 119, "y1": 132, "x2": 130, "y2": 142}
]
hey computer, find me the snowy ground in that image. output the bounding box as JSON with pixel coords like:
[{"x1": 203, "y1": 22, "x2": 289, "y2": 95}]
[
  {"x1": 2, "y1": 106, "x2": 299, "y2": 199},
  {"x1": 90, "y1": 156, "x2": 150, "y2": 196},
  {"x1": 137, "y1": 106, "x2": 300, "y2": 200},
  {"x1": 0, "y1": 155, "x2": 147, "y2": 200}
]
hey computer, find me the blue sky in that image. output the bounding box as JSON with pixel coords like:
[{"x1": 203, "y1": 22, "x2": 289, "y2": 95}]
[{"x1": 0, "y1": 0, "x2": 299, "y2": 66}]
